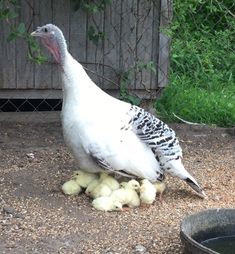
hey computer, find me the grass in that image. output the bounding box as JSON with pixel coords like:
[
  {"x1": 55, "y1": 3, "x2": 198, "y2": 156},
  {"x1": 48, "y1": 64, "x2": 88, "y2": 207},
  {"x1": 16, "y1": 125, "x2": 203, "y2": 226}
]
[
  {"x1": 155, "y1": 75, "x2": 235, "y2": 127},
  {"x1": 155, "y1": 0, "x2": 235, "y2": 127}
]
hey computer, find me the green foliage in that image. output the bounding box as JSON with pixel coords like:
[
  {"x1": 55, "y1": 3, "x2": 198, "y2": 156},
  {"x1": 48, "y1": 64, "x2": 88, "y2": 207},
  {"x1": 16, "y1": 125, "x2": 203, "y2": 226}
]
[
  {"x1": 27, "y1": 36, "x2": 48, "y2": 65},
  {"x1": 119, "y1": 71, "x2": 142, "y2": 106},
  {"x1": 87, "y1": 25, "x2": 106, "y2": 45},
  {"x1": 119, "y1": 61, "x2": 157, "y2": 106},
  {"x1": 156, "y1": 0, "x2": 235, "y2": 127},
  {"x1": 72, "y1": 0, "x2": 111, "y2": 13},
  {"x1": 1, "y1": 0, "x2": 47, "y2": 64},
  {"x1": 72, "y1": 0, "x2": 111, "y2": 45},
  {"x1": 155, "y1": 75, "x2": 235, "y2": 127}
]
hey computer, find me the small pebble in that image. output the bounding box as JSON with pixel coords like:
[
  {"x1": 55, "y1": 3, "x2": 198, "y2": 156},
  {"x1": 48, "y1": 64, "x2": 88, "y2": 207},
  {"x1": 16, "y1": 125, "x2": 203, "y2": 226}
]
[
  {"x1": 26, "y1": 152, "x2": 35, "y2": 159},
  {"x1": 134, "y1": 244, "x2": 147, "y2": 253},
  {"x1": 3, "y1": 206, "x2": 24, "y2": 218},
  {"x1": 212, "y1": 195, "x2": 220, "y2": 201},
  {"x1": 3, "y1": 206, "x2": 17, "y2": 215}
]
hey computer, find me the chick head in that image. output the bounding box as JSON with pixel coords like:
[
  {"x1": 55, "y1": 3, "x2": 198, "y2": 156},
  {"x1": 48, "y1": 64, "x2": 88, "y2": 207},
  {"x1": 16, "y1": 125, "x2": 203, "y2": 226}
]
[
  {"x1": 120, "y1": 182, "x2": 128, "y2": 188},
  {"x1": 112, "y1": 200, "x2": 123, "y2": 211},
  {"x1": 127, "y1": 179, "x2": 140, "y2": 190},
  {"x1": 72, "y1": 170, "x2": 84, "y2": 178}
]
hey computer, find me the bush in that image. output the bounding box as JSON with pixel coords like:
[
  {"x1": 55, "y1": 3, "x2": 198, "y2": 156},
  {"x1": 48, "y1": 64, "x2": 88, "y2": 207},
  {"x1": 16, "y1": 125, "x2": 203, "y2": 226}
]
[{"x1": 156, "y1": 0, "x2": 235, "y2": 127}]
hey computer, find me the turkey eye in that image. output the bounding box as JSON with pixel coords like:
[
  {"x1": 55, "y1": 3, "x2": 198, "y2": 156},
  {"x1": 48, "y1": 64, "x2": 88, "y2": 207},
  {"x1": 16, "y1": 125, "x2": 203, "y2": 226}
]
[{"x1": 44, "y1": 28, "x2": 48, "y2": 33}]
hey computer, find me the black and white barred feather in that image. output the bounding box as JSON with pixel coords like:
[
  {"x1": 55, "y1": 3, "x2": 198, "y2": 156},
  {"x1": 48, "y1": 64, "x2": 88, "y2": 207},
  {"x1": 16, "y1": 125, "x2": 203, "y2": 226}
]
[
  {"x1": 123, "y1": 105, "x2": 206, "y2": 198},
  {"x1": 124, "y1": 105, "x2": 181, "y2": 166}
]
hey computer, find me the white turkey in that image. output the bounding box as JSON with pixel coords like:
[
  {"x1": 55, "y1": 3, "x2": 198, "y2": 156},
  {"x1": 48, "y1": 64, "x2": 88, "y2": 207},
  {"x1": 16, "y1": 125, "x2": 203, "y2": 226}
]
[{"x1": 31, "y1": 24, "x2": 206, "y2": 198}]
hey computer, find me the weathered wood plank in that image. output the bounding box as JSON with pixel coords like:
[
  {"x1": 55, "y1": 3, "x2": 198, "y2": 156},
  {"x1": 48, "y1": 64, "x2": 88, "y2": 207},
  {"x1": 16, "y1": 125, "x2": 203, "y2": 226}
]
[
  {"x1": 0, "y1": 19, "x2": 16, "y2": 89},
  {"x1": 135, "y1": 0, "x2": 153, "y2": 91},
  {"x1": 69, "y1": 7, "x2": 87, "y2": 63},
  {"x1": 86, "y1": 10, "x2": 105, "y2": 88},
  {"x1": 158, "y1": 33, "x2": 170, "y2": 87},
  {"x1": 0, "y1": 88, "x2": 157, "y2": 99},
  {"x1": 151, "y1": 0, "x2": 161, "y2": 90},
  {"x1": 0, "y1": 0, "x2": 170, "y2": 98},
  {"x1": 158, "y1": 0, "x2": 172, "y2": 87},
  {"x1": 0, "y1": 89, "x2": 62, "y2": 99},
  {"x1": 52, "y1": 0, "x2": 70, "y2": 89},
  {"x1": 160, "y1": 0, "x2": 173, "y2": 27},
  {"x1": 16, "y1": 0, "x2": 34, "y2": 89},
  {"x1": 119, "y1": 0, "x2": 138, "y2": 90},
  {"x1": 103, "y1": 1, "x2": 122, "y2": 89},
  {"x1": 33, "y1": 0, "x2": 53, "y2": 90}
]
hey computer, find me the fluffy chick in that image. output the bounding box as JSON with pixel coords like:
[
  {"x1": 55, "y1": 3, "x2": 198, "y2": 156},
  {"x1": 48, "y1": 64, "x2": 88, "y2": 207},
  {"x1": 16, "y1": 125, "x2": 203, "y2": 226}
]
[
  {"x1": 153, "y1": 181, "x2": 166, "y2": 202},
  {"x1": 90, "y1": 182, "x2": 112, "y2": 199},
  {"x1": 125, "y1": 180, "x2": 141, "y2": 208},
  {"x1": 92, "y1": 196, "x2": 123, "y2": 212},
  {"x1": 111, "y1": 179, "x2": 140, "y2": 208},
  {"x1": 85, "y1": 179, "x2": 100, "y2": 196},
  {"x1": 99, "y1": 172, "x2": 120, "y2": 191},
  {"x1": 73, "y1": 170, "x2": 98, "y2": 188},
  {"x1": 140, "y1": 179, "x2": 156, "y2": 205},
  {"x1": 119, "y1": 181, "x2": 128, "y2": 188},
  {"x1": 110, "y1": 188, "x2": 128, "y2": 205},
  {"x1": 62, "y1": 179, "x2": 82, "y2": 195}
]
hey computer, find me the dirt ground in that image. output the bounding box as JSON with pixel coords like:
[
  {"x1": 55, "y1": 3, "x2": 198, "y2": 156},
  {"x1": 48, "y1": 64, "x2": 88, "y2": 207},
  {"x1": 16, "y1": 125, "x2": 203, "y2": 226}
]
[{"x1": 0, "y1": 112, "x2": 234, "y2": 254}]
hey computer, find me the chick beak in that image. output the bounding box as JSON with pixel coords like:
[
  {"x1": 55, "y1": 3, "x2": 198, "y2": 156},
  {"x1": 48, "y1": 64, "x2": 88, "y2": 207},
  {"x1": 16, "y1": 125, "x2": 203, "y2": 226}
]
[{"x1": 31, "y1": 27, "x2": 42, "y2": 37}]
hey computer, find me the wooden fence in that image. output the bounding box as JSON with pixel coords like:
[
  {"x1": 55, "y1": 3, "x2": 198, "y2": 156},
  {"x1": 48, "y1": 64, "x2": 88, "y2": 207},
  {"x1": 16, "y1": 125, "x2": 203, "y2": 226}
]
[{"x1": 0, "y1": 0, "x2": 172, "y2": 99}]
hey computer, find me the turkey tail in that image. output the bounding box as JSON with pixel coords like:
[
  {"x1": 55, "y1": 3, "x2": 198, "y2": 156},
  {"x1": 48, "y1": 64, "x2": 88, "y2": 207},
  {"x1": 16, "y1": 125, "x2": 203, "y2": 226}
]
[
  {"x1": 185, "y1": 177, "x2": 207, "y2": 199},
  {"x1": 166, "y1": 158, "x2": 207, "y2": 199}
]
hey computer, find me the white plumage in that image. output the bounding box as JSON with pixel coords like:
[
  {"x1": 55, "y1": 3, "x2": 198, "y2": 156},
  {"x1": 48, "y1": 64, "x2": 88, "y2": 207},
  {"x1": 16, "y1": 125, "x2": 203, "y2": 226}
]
[{"x1": 31, "y1": 24, "x2": 206, "y2": 198}]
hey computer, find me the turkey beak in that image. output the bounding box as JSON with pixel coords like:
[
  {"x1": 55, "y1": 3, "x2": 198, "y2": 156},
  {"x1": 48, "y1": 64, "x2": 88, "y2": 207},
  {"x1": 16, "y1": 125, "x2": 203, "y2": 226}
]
[{"x1": 31, "y1": 27, "x2": 42, "y2": 37}]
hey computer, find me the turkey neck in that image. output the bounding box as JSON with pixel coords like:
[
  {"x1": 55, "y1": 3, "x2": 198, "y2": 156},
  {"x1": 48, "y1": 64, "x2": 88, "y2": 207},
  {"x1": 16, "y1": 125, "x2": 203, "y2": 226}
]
[
  {"x1": 61, "y1": 52, "x2": 107, "y2": 110},
  {"x1": 45, "y1": 31, "x2": 67, "y2": 65}
]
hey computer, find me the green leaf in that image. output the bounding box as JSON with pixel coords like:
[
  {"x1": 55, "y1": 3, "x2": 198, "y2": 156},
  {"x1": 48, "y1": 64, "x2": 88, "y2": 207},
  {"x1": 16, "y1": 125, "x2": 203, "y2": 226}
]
[
  {"x1": 17, "y1": 22, "x2": 26, "y2": 34},
  {"x1": 7, "y1": 32, "x2": 17, "y2": 42}
]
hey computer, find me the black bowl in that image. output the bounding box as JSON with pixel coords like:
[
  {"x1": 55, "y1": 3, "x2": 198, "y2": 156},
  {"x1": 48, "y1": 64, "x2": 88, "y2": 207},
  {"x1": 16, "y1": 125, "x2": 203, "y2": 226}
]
[{"x1": 180, "y1": 208, "x2": 235, "y2": 254}]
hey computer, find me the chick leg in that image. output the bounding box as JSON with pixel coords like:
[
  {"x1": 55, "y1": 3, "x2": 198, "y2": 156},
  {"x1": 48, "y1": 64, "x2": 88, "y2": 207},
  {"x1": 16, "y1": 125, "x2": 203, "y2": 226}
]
[{"x1": 159, "y1": 192, "x2": 164, "y2": 203}]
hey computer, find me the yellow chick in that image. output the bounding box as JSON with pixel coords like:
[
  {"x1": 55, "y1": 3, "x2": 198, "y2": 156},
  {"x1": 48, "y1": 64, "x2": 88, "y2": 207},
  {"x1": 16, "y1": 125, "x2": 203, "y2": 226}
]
[
  {"x1": 85, "y1": 179, "x2": 100, "y2": 196},
  {"x1": 99, "y1": 172, "x2": 120, "y2": 191},
  {"x1": 92, "y1": 196, "x2": 123, "y2": 212},
  {"x1": 119, "y1": 181, "x2": 128, "y2": 188},
  {"x1": 110, "y1": 188, "x2": 128, "y2": 205},
  {"x1": 62, "y1": 179, "x2": 82, "y2": 195},
  {"x1": 140, "y1": 179, "x2": 156, "y2": 205},
  {"x1": 153, "y1": 181, "x2": 166, "y2": 202},
  {"x1": 125, "y1": 179, "x2": 140, "y2": 190},
  {"x1": 90, "y1": 182, "x2": 112, "y2": 199},
  {"x1": 124, "y1": 180, "x2": 141, "y2": 208},
  {"x1": 73, "y1": 170, "x2": 98, "y2": 188},
  {"x1": 111, "y1": 179, "x2": 140, "y2": 208}
]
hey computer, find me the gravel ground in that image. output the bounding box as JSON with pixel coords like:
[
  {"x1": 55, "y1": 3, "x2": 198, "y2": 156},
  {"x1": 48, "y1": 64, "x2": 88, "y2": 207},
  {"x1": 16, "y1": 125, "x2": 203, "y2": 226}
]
[{"x1": 0, "y1": 112, "x2": 234, "y2": 254}]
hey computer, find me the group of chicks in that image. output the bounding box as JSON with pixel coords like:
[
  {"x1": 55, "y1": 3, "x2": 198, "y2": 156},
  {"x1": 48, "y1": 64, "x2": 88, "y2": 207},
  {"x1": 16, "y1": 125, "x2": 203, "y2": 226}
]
[{"x1": 62, "y1": 171, "x2": 166, "y2": 212}]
